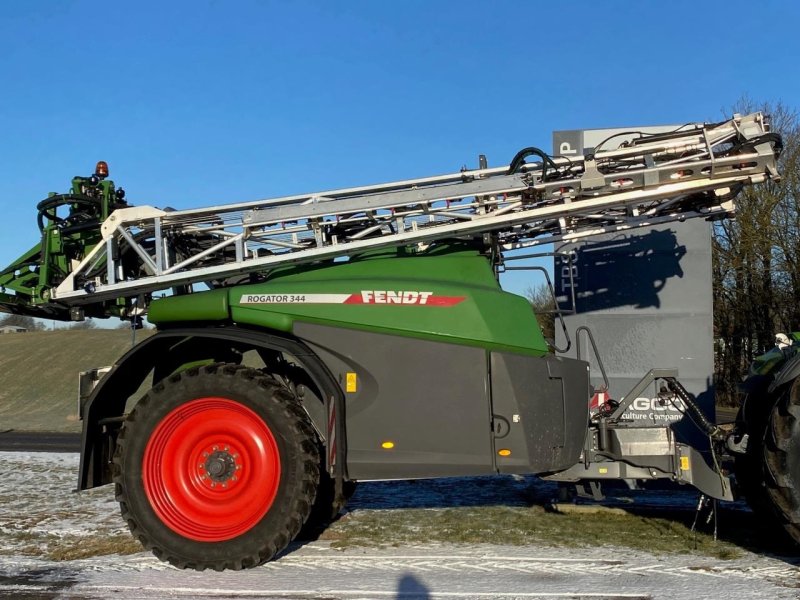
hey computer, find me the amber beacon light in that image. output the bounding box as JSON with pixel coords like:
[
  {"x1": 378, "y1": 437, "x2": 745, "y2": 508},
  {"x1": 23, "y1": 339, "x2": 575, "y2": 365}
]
[{"x1": 95, "y1": 161, "x2": 109, "y2": 179}]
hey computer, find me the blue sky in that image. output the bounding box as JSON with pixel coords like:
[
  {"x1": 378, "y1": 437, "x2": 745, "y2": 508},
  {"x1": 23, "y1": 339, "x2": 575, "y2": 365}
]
[{"x1": 1, "y1": 0, "x2": 798, "y2": 307}]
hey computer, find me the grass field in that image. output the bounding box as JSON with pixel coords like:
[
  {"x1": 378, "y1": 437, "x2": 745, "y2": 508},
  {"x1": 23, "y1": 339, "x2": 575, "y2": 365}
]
[{"x1": 0, "y1": 329, "x2": 152, "y2": 432}]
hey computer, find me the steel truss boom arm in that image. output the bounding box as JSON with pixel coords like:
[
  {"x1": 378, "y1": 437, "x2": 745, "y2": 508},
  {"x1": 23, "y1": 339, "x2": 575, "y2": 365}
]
[{"x1": 48, "y1": 112, "x2": 780, "y2": 307}]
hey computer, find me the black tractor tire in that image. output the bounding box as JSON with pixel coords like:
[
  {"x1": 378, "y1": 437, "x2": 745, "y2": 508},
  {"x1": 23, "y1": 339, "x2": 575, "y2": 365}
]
[
  {"x1": 297, "y1": 469, "x2": 357, "y2": 539},
  {"x1": 734, "y1": 398, "x2": 780, "y2": 525},
  {"x1": 763, "y1": 379, "x2": 800, "y2": 545},
  {"x1": 113, "y1": 363, "x2": 320, "y2": 571}
]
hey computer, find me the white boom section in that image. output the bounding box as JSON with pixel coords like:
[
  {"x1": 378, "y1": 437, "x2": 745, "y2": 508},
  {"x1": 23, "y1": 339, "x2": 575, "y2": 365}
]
[{"x1": 54, "y1": 112, "x2": 780, "y2": 305}]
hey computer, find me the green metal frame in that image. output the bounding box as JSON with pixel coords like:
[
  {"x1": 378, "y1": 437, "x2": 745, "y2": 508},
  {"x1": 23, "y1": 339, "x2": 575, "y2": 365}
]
[{"x1": 0, "y1": 172, "x2": 127, "y2": 319}]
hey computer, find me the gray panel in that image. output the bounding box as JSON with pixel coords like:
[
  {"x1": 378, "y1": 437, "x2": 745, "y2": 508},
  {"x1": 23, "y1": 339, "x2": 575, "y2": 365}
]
[
  {"x1": 293, "y1": 322, "x2": 494, "y2": 480},
  {"x1": 552, "y1": 130, "x2": 584, "y2": 158},
  {"x1": 554, "y1": 220, "x2": 715, "y2": 442},
  {"x1": 490, "y1": 353, "x2": 589, "y2": 474}
]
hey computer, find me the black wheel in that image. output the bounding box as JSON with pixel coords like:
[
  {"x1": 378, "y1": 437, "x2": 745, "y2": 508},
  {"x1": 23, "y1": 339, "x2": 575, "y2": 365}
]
[
  {"x1": 113, "y1": 363, "x2": 320, "y2": 570},
  {"x1": 763, "y1": 379, "x2": 800, "y2": 545},
  {"x1": 734, "y1": 398, "x2": 778, "y2": 523}
]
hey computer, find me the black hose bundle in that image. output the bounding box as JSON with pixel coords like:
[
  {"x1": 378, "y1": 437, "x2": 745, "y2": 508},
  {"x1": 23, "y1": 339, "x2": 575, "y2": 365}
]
[
  {"x1": 663, "y1": 377, "x2": 722, "y2": 437},
  {"x1": 507, "y1": 146, "x2": 560, "y2": 181}
]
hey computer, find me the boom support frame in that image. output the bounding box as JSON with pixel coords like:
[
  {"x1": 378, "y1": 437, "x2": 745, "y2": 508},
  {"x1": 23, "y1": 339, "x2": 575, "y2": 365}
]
[{"x1": 0, "y1": 113, "x2": 782, "y2": 319}]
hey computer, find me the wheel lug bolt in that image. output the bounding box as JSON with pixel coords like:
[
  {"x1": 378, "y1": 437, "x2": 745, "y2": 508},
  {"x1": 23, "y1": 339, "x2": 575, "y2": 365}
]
[{"x1": 203, "y1": 452, "x2": 209, "y2": 457}]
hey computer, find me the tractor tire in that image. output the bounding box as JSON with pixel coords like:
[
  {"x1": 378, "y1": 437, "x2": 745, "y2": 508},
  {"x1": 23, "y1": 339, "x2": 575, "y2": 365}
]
[
  {"x1": 297, "y1": 469, "x2": 357, "y2": 539},
  {"x1": 763, "y1": 379, "x2": 800, "y2": 545},
  {"x1": 734, "y1": 401, "x2": 778, "y2": 525},
  {"x1": 113, "y1": 363, "x2": 320, "y2": 571}
]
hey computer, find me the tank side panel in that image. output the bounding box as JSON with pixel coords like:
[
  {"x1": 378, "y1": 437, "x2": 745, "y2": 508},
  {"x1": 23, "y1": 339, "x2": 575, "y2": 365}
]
[
  {"x1": 491, "y1": 353, "x2": 590, "y2": 473},
  {"x1": 293, "y1": 322, "x2": 494, "y2": 480}
]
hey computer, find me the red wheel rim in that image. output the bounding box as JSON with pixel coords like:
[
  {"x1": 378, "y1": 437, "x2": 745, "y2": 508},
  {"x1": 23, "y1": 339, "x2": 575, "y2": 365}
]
[{"x1": 142, "y1": 397, "x2": 281, "y2": 542}]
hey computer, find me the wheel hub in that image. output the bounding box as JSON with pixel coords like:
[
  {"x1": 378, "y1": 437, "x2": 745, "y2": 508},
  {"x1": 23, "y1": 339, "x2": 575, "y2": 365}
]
[{"x1": 204, "y1": 449, "x2": 237, "y2": 483}]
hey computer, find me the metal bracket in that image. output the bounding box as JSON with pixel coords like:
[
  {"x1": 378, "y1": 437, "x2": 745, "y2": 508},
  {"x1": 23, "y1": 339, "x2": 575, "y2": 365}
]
[{"x1": 609, "y1": 368, "x2": 679, "y2": 421}]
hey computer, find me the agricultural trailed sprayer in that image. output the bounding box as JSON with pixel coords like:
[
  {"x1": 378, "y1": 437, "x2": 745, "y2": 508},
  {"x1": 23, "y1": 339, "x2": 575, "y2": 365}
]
[{"x1": 1, "y1": 113, "x2": 794, "y2": 570}]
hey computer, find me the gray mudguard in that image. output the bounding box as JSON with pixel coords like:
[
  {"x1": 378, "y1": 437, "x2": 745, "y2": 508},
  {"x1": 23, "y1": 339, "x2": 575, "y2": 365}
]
[{"x1": 78, "y1": 326, "x2": 342, "y2": 490}]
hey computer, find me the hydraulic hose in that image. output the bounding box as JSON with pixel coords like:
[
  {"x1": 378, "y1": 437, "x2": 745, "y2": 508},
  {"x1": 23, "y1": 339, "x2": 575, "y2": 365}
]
[
  {"x1": 507, "y1": 146, "x2": 560, "y2": 181},
  {"x1": 664, "y1": 377, "x2": 722, "y2": 437},
  {"x1": 36, "y1": 194, "x2": 102, "y2": 232}
]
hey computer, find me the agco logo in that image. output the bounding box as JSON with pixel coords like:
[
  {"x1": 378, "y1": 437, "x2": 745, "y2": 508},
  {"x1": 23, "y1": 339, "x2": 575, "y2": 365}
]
[
  {"x1": 630, "y1": 397, "x2": 687, "y2": 412},
  {"x1": 622, "y1": 396, "x2": 688, "y2": 423}
]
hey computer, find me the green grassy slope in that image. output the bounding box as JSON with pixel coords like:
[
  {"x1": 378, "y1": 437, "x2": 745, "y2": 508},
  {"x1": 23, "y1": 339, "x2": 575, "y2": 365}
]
[{"x1": 0, "y1": 329, "x2": 152, "y2": 432}]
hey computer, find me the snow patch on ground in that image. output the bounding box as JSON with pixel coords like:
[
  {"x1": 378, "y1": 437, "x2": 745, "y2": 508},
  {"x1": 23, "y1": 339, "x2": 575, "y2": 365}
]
[
  {"x1": 0, "y1": 452, "x2": 128, "y2": 551},
  {"x1": 0, "y1": 451, "x2": 798, "y2": 599}
]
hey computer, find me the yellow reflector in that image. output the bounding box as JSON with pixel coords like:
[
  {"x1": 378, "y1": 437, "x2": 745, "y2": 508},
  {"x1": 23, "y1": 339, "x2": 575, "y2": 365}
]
[
  {"x1": 498, "y1": 449, "x2": 511, "y2": 457},
  {"x1": 346, "y1": 372, "x2": 357, "y2": 393},
  {"x1": 598, "y1": 467, "x2": 608, "y2": 474},
  {"x1": 381, "y1": 441, "x2": 395, "y2": 449},
  {"x1": 680, "y1": 456, "x2": 690, "y2": 471}
]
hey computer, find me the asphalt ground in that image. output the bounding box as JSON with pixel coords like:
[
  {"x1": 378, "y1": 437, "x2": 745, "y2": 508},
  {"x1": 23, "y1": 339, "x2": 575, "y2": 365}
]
[{"x1": 0, "y1": 430, "x2": 80, "y2": 453}]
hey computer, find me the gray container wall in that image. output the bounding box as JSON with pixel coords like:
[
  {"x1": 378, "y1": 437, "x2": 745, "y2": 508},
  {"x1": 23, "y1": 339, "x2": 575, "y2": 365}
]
[{"x1": 552, "y1": 126, "x2": 715, "y2": 443}]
